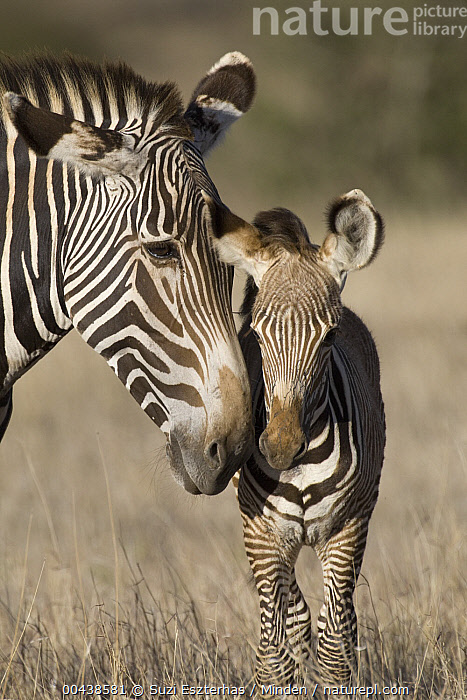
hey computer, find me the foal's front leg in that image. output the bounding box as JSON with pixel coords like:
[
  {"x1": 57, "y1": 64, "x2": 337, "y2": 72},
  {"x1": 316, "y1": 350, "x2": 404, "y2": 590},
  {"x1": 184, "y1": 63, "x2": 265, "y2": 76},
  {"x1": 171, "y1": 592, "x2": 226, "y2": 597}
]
[
  {"x1": 314, "y1": 516, "x2": 369, "y2": 684},
  {"x1": 242, "y1": 510, "x2": 302, "y2": 685}
]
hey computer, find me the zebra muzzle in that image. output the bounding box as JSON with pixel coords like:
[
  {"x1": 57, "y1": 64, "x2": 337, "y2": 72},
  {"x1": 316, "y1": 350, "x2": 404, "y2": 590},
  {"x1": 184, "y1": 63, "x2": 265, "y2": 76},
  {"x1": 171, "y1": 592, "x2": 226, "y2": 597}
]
[
  {"x1": 259, "y1": 427, "x2": 307, "y2": 472},
  {"x1": 258, "y1": 394, "x2": 307, "y2": 471}
]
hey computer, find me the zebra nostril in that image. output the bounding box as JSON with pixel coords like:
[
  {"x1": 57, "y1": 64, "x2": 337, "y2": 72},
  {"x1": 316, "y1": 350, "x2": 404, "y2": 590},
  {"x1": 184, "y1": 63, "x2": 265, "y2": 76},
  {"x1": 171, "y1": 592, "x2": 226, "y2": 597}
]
[{"x1": 205, "y1": 439, "x2": 227, "y2": 469}]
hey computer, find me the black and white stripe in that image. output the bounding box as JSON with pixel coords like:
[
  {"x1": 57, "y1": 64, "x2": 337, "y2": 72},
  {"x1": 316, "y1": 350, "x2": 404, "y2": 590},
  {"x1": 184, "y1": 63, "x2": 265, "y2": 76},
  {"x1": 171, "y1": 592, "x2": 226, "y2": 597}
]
[
  {"x1": 213, "y1": 191, "x2": 385, "y2": 684},
  {"x1": 237, "y1": 311, "x2": 385, "y2": 684},
  {"x1": 0, "y1": 52, "x2": 256, "y2": 496}
]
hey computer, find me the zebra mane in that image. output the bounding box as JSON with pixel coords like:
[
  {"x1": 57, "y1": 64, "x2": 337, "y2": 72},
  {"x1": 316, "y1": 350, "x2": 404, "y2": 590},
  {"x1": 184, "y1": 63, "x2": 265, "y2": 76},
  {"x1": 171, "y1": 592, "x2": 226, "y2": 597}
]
[
  {"x1": 0, "y1": 52, "x2": 191, "y2": 138},
  {"x1": 252, "y1": 208, "x2": 311, "y2": 255},
  {"x1": 240, "y1": 208, "x2": 313, "y2": 318}
]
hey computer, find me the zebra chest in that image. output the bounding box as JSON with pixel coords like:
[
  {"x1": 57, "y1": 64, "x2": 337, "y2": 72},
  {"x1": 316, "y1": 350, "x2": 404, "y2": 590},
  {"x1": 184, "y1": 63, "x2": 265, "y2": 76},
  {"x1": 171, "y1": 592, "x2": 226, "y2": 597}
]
[
  {"x1": 254, "y1": 463, "x2": 347, "y2": 549},
  {"x1": 262, "y1": 465, "x2": 340, "y2": 548},
  {"x1": 303, "y1": 496, "x2": 345, "y2": 548},
  {"x1": 297, "y1": 438, "x2": 356, "y2": 547}
]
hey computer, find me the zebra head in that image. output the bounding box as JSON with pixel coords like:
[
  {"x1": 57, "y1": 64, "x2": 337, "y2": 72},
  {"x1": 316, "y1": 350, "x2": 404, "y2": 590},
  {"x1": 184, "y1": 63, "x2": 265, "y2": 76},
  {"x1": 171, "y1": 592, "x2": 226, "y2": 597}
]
[
  {"x1": 1, "y1": 53, "x2": 256, "y2": 494},
  {"x1": 209, "y1": 189, "x2": 384, "y2": 471}
]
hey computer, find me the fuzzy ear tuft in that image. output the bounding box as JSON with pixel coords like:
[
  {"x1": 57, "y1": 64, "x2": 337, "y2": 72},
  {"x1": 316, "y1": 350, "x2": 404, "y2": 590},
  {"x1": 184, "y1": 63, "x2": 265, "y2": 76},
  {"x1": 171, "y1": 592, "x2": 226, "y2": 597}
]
[
  {"x1": 185, "y1": 52, "x2": 256, "y2": 156},
  {"x1": 320, "y1": 189, "x2": 384, "y2": 284}
]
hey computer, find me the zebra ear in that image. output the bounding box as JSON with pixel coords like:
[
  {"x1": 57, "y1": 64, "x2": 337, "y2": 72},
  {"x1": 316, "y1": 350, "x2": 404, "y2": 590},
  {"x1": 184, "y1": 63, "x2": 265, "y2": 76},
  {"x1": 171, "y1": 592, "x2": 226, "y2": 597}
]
[
  {"x1": 2, "y1": 92, "x2": 136, "y2": 175},
  {"x1": 203, "y1": 193, "x2": 270, "y2": 285},
  {"x1": 319, "y1": 189, "x2": 384, "y2": 284},
  {"x1": 184, "y1": 52, "x2": 255, "y2": 156}
]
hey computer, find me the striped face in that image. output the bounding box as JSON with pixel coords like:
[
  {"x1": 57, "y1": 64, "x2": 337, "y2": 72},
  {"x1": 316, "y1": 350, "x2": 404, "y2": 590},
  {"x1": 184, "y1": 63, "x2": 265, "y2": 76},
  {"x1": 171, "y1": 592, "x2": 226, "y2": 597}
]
[
  {"x1": 62, "y1": 139, "x2": 253, "y2": 495},
  {"x1": 212, "y1": 190, "x2": 384, "y2": 472},
  {"x1": 0, "y1": 53, "x2": 256, "y2": 495},
  {"x1": 251, "y1": 252, "x2": 342, "y2": 471}
]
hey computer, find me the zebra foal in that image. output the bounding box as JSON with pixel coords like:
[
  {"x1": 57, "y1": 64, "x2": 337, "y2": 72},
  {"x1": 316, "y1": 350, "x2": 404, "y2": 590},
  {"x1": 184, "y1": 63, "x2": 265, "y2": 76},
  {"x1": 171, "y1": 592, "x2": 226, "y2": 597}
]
[{"x1": 207, "y1": 190, "x2": 385, "y2": 685}]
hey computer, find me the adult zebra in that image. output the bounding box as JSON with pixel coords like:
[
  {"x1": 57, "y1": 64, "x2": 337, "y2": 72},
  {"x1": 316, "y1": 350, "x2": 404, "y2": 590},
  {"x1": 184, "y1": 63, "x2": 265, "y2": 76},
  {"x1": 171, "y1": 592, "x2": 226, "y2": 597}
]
[
  {"x1": 0, "y1": 52, "x2": 255, "y2": 496},
  {"x1": 206, "y1": 190, "x2": 385, "y2": 685}
]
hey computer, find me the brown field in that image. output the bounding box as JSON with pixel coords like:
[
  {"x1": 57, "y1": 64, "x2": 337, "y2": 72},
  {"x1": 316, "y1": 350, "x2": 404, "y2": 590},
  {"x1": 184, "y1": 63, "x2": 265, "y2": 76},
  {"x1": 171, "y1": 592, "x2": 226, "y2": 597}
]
[
  {"x1": 0, "y1": 0, "x2": 465, "y2": 695},
  {"x1": 0, "y1": 212, "x2": 465, "y2": 699}
]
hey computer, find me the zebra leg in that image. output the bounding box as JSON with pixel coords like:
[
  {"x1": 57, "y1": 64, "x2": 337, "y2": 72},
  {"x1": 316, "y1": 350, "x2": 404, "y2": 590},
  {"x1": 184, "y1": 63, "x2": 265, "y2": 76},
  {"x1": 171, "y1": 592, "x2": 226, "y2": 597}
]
[
  {"x1": 242, "y1": 513, "x2": 302, "y2": 685},
  {"x1": 285, "y1": 572, "x2": 312, "y2": 675},
  {"x1": 314, "y1": 517, "x2": 369, "y2": 685},
  {"x1": 0, "y1": 390, "x2": 13, "y2": 442}
]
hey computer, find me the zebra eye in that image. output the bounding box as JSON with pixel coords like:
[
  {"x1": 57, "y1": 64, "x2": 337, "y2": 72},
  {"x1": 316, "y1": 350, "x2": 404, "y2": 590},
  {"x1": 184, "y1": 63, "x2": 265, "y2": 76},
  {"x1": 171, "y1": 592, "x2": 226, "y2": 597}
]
[{"x1": 144, "y1": 241, "x2": 178, "y2": 261}]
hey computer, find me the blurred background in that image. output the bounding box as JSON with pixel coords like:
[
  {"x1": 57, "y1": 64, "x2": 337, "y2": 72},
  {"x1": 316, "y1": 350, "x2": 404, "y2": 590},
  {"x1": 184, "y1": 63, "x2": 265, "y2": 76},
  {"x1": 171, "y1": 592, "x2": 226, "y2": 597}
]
[
  {"x1": 2, "y1": 0, "x2": 466, "y2": 213},
  {"x1": 0, "y1": 1, "x2": 465, "y2": 696}
]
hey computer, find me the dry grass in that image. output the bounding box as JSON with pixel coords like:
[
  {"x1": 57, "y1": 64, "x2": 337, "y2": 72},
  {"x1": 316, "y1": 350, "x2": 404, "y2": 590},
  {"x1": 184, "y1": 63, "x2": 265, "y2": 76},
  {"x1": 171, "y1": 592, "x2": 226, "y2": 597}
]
[{"x1": 0, "y1": 214, "x2": 465, "y2": 698}]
